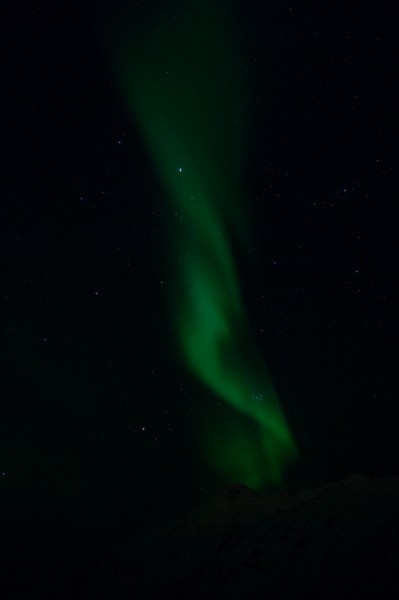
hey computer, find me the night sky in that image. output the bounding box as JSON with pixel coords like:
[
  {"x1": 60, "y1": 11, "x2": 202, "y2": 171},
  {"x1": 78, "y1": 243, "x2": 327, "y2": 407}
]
[{"x1": 2, "y1": 0, "x2": 398, "y2": 557}]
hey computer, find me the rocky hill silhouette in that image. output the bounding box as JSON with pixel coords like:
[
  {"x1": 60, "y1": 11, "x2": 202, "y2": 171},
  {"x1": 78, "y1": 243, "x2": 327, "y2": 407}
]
[{"x1": 31, "y1": 474, "x2": 399, "y2": 599}]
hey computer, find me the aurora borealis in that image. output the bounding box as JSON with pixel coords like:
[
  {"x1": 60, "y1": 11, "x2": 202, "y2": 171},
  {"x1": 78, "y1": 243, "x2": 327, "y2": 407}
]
[
  {"x1": 112, "y1": 0, "x2": 297, "y2": 486},
  {"x1": 2, "y1": 3, "x2": 398, "y2": 591}
]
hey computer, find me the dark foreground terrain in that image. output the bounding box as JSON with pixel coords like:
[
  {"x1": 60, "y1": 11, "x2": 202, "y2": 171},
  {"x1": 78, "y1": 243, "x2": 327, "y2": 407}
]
[{"x1": 3, "y1": 475, "x2": 399, "y2": 598}]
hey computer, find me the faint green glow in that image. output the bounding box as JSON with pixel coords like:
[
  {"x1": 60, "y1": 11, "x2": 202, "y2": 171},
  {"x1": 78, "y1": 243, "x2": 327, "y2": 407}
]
[{"x1": 111, "y1": 0, "x2": 297, "y2": 487}]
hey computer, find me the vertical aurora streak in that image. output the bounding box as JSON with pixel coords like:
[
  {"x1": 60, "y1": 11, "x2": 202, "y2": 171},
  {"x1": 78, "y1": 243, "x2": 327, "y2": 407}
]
[{"x1": 112, "y1": 0, "x2": 297, "y2": 487}]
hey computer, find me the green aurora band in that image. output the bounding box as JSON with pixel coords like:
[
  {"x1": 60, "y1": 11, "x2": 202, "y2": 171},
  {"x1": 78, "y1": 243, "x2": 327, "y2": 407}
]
[{"x1": 112, "y1": 1, "x2": 297, "y2": 487}]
